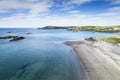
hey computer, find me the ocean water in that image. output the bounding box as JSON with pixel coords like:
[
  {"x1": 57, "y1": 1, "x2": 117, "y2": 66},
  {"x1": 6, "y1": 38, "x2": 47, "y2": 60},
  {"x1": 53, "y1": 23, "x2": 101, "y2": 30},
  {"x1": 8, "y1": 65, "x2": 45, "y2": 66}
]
[{"x1": 0, "y1": 28, "x2": 115, "y2": 80}]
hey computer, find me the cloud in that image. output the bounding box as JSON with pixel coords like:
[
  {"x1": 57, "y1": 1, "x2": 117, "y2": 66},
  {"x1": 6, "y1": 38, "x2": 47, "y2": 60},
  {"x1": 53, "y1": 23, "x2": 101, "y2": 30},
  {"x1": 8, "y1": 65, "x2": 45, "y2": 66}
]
[
  {"x1": 29, "y1": 1, "x2": 53, "y2": 17},
  {"x1": 108, "y1": 6, "x2": 120, "y2": 11},
  {"x1": 53, "y1": 0, "x2": 92, "y2": 10},
  {"x1": 70, "y1": 0, "x2": 92, "y2": 5},
  {"x1": 0, "y1": 0, "x2": 52, "y2": 15},
  {"x1": 111, "y1": 0, "x2": 120, "y2": 4},
  {"x1": 0, "y1": 0, "x2": 31, "y2": 11},
  {"x1": 0, "y1": 0, "x2": 120, "y2": 28},
  {"x1": 68, "y1": 10, "x2": 81, "y2": 14},
  {"x1": 98, "y1": 6, "x2": 120, "y2": 16},
  {"x1": 0, "y1": 11, "x2": 120, "y2": 28},
  {"x1": 0, "y1": 0, "x2": 92, "y2": 14}
]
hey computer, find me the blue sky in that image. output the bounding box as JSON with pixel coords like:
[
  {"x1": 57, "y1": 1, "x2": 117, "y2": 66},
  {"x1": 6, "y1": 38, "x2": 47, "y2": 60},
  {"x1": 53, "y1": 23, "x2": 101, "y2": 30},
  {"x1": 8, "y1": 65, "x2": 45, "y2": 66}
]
[{"x1": 0, "y1": 0, "x2": 120, "y2": 28}]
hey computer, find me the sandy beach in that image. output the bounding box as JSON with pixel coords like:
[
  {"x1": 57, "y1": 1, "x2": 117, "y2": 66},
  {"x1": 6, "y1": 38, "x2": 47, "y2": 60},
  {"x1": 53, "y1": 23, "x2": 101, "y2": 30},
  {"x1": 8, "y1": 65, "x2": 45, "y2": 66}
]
[
  {"x1": 65, "y1": 40, "x2": 120, "y2": 80},
  {"x1": 116, "y1": 33, "x2": 120, "y2": 36}
]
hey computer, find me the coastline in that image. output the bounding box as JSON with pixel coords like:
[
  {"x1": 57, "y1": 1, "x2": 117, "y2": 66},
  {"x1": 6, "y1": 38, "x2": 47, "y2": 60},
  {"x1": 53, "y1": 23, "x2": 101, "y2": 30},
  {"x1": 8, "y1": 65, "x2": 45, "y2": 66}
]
[
  {"x1": 65, "y1": 40, "x2": 120, "y2": 80},
  {"x1": 116, "y1": 33, "x2": 120, "y2": 36}
]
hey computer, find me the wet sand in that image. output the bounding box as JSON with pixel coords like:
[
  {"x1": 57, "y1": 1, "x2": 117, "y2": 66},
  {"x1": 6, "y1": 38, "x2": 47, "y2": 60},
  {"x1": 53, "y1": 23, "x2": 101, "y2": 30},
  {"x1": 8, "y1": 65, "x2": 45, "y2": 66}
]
[{"x1": 65, "y1": 40, "x2": 120, "y2": 80}]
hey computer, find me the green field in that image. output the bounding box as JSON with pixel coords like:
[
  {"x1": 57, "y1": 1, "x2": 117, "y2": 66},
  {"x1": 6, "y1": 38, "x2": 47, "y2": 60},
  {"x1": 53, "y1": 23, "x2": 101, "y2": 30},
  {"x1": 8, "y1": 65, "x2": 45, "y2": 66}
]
[
  {"x1": 67, "y1": 26, "x2": 120, "y2": 33},
  {"x1": 99, "y1": 37, "x2": 120, "y2": 43}
]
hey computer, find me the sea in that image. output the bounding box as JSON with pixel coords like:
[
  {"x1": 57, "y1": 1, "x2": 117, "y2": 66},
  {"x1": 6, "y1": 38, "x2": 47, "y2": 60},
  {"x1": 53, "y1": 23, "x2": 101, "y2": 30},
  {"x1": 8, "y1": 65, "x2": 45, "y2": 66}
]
[{"x1": 0, "y1": 28, "x2": 116, "y2": 80}]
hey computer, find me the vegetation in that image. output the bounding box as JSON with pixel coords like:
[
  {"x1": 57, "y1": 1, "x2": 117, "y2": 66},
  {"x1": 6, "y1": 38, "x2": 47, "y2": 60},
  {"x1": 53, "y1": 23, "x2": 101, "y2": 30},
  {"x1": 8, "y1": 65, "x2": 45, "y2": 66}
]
[
  {"x1": 99, "y1": 37, "x2": 120, "y2": 43},
  {"x1": 67, "y1": 26, "x2": 120, "y2": 33},
  {"x1": 41, "y1": 25, "x2": 120, "y2": 33},
  {"x1": 41, "y1": 26, "x2": 68, "y2": 29}
]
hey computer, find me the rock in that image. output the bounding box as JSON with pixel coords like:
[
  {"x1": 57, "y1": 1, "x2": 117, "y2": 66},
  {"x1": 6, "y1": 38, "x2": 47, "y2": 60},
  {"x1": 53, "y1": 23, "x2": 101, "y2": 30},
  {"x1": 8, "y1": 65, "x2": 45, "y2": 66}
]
[
  {"x1": 7, "y1": 31, "x2": 12, "y2": 33},
  {"x1": 37, "y1": 27, "x2": 41, "y2": 29},
  {"x1": 0, "y1": 36, "x2": 17, "y2": 39},
  {"x1": 9, "y1": 36, "x2": 25, "y2": 41},
  {"x1": 85, "y1": 37, "x2": 96, "y2": 41},
  {"x1": 26, "y1": 32, "x2": 32, "y2": 34},
  {"x1": 0, "y1": 36, "x2": 25, "y2": 41}
]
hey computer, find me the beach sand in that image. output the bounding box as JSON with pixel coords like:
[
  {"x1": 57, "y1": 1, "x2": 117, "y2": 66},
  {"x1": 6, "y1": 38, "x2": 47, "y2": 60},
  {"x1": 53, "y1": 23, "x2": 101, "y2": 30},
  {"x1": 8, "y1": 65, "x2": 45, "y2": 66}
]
[{"x1": 65, "y1": 40, "x2": 120, "y2": 80}]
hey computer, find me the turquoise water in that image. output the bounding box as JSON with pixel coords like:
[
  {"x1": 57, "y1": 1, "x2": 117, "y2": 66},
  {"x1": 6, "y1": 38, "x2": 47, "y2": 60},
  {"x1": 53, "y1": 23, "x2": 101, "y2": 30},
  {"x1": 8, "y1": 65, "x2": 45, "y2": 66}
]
[{"x1": 0, "y1": 28, "x2": 115, "y2": 80}]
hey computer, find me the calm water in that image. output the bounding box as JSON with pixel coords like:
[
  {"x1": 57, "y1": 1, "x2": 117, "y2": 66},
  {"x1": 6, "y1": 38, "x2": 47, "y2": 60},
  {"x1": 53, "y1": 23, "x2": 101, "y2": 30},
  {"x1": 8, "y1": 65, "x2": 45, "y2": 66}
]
[{"x1": 0, "y1": 28, "x2": 115, "y2": 80}]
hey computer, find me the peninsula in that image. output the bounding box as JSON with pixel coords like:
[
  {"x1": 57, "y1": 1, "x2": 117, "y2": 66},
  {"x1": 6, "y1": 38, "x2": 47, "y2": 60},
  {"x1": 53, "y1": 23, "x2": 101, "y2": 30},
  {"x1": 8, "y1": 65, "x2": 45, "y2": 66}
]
[{"x1": 40, "y1": 25, "x2": 120, "y2": 33}]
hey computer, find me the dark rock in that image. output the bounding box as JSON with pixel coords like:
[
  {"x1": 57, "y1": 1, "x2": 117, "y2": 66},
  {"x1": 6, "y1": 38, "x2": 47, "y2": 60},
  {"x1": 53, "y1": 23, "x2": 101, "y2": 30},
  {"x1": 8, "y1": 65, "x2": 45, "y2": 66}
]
[
  {"x1": 7, "y1": 31, "x2": 12, "y2": 33},
  {"x1": 17, "y1": 70, "x2": 26, "y2": 78},
  {"x1": 19, "y1": 64, "x2": 29, "y2": 70},
  {"x1": 26, "y1": 32, "x2": 32, "y2": 34},
  {"x1": 0, "y1": 36, "x2": 25, "y2": 41},
  {"x1": 0, "y1": 36, "x2": 17, "y2": 39},
  {"x1": 85, "y1": 37, "x2": 96, "y2": 41},
  {"x1": 9, "y1": 36, "x2": 25, "y2": 41},
  {"x1": 37, "y1": 28, "x2": 41, "y2": 29}
]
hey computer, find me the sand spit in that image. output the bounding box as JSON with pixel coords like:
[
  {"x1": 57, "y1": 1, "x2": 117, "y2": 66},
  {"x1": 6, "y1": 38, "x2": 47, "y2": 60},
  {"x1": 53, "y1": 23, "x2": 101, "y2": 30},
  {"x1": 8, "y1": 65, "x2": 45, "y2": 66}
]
[{"x1": 65, "y1": 40, "x2": 120, "y2": 80}]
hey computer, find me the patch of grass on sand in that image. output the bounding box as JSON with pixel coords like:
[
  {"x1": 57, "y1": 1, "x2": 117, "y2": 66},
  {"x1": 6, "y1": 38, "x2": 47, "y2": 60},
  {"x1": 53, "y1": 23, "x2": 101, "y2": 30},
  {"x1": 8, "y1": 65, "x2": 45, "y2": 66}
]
[{"x1": 98, "y1": 37, "x2": 120, "y2": 43}]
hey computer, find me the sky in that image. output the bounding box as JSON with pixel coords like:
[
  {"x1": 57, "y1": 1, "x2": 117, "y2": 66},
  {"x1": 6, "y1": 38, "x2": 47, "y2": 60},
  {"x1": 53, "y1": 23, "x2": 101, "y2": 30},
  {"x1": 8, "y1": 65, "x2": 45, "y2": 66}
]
[{"x1": 0, "y1": 0, "x2": 120, "y2": 28}]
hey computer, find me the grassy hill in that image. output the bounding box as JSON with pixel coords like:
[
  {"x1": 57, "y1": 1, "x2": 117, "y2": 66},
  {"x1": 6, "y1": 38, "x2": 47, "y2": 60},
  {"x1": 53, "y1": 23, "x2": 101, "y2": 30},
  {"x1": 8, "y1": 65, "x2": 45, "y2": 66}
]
[
  {"x1": 40, "y1": 25, "x2": 120, "y2": 33},
  {"x1": 67, "y1": 26, "x2": 120, "y2": 33},
  {"x1": 41, "y1": 26, "x2": 69, "y2": 29}
]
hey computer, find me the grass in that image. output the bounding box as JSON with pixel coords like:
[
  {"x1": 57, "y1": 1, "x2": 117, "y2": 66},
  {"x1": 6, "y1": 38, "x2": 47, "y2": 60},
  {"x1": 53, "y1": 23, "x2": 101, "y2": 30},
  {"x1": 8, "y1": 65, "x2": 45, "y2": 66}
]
[
  {"x1": 41, "y1": 25, "x2": 120, "y2": 33},
  {"x1": 98, "y1": 37, "x2": 120, "y2": 43},
  {"x1": 68, "y1": 26, "x2": 120, "y2": 33}
]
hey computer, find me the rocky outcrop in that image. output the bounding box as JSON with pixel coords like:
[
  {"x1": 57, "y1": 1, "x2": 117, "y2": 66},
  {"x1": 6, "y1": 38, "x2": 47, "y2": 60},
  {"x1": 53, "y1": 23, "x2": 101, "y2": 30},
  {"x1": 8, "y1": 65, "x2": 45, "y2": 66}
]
[
  {"x1": 0, "y1": 36, "x2": 25, "y2": 42},
  {"x1": 9, "y1": 36, "x2": 25, "y2": 41},
  {"x1": 85, "y1": 37, "x2": 96, "y2": 41},
  {"x1": 26, "y1": 32, "x2": 32, "y2": 34},
  {"x1": 7, "y1": 31, "x2": 12, "y2": 33}
]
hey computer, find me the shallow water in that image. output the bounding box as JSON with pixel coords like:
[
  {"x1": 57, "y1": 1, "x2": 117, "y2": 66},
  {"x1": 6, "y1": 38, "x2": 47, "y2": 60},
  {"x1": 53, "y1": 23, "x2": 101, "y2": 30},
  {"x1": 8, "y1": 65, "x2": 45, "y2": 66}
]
[{"x1": 0, "y1": 28, "x2": 115, "y2": 80}]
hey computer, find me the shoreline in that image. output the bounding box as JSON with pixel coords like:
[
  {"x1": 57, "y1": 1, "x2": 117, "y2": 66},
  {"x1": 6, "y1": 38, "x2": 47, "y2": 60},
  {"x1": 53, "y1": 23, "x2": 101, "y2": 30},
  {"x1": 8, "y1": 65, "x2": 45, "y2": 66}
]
[{"x1": 65, "y1": 40, "x2": 120, "y2": 80}]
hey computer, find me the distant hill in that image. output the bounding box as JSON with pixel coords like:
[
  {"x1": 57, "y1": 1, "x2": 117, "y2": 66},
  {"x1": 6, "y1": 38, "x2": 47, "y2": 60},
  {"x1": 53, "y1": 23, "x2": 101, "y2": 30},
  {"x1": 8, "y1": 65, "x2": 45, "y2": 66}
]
[
  {"x1": 39, "y1": 25, "x2": 120, "y2": 33},
  {"x1": 40, "y1": 26, "x2": 71, "y2": 29}
]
